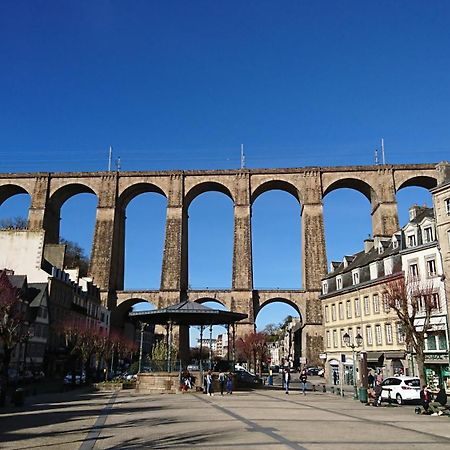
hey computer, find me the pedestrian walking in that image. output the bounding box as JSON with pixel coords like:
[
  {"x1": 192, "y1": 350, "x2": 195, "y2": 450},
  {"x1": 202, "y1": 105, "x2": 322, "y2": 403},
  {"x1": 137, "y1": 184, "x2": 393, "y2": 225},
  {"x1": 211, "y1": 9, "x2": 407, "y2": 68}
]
[
  {"x1": 226, "y1": 372, "x2": 233, "y2": 394},
  {"x1": 300, "y1": 370, "x2": 308, "y2": 395},
  {"x1": 333, "y1": 370, "x2": 338, "y2": 386},
  {"x1": 284, "y1": 368, "x2": 291, "y2": 394},
  {"x1": 218, "y1": 371, "x2": 226, "y2": 396},
  {"x1": 206, "y1": 370, "x2": 214, "y2": 396}
]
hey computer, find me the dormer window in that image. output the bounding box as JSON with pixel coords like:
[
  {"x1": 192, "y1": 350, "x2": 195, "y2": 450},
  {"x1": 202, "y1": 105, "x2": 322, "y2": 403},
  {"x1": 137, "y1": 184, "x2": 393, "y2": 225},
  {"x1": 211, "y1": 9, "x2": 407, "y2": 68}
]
[
  {"x1": 352, "y1": 270, "x2": 360, "y2": 285},
  {"x1": 392, "y1": 238, "x2": 399, "y2": 249},
  {"x1": 336, "y1": 276, "x2": 343, "y2": 290},
  {"x1": 322, "y1": 281, "x2": 328, "y2": 295},
  {"x1": 407, "y1": 234, "x2": 416, "y2": 247},
  {"x1": 378, "y1": 244, "x2": 384, "y2": 254},
  {"x1": 423, "y1": 226, "x2": 433, "y2": 243},
  {"x1": 369, "y1": 262, "x2": 378, "y2": 280}
]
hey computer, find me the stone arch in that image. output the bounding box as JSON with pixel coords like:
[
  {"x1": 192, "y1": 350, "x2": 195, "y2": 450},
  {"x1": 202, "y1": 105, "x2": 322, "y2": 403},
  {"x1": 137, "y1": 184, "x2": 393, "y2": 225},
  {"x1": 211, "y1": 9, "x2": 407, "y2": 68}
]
[
  {"x1": 395, "y1": 174, "x2": 438, "y2": 192},
  {"x1": 112, "y1": 297, "x2": 157, "y2": 327},
  {"x1": 185, "y1": 181, "x2": 235, "y2": 209},
  {"x1": 255, "y1": 296, "x2": 302, "y2": 322},
  {"x1": 0, "y1": 183, "x2": 31, "y2": 207},
  {"x1": 194, "y1": 297, "x2": 228, "y2": 310},
  {"x1": 322, "y1": 177, "x2": 376, "y2": 204},
  {"x1": 44, "y1": 183, "x2": 98, "y2": 244},
  {"x1": 48, "y1": 183, "x2": 98, "y2": 209},
  {"x1": 251, "y1": 180, "x2": 301, "y2": 205},
  {"x1": 118, "y1": 182, "x2": 167, "y2": 211}
]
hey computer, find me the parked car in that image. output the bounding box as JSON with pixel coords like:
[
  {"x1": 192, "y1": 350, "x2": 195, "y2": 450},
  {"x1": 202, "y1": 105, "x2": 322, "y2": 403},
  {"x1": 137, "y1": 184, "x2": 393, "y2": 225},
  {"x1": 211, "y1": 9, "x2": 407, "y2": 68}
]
[
  {"x1": 318, "y1": 368, "x2": 325, "y2": 377},
  {"x1": 380, "y1": 376, "x2": 420, "y2": 404},
  {"x1": 235, "y1": 370, "x2": 263, "y2": 386},
  {"x1": 187, "y1": 364, "x2": 200, "y2": 372},
  {"x1": 63, "y1": 372, "x2": 86, "y2": 385},
  {"x1": 306, "y1": 367, "x2": 320, "y2": 376}
]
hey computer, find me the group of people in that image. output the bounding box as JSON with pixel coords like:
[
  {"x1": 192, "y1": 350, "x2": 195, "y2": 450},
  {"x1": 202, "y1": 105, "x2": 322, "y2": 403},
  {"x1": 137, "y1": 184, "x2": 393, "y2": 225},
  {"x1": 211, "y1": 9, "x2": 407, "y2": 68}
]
[
  {"x1": 204, "y1": 370, "x2": 233, "y2": 396},
  {"x1": 283, "y1": 367, "x2": 308, "y2": 395},
  {"x1": 420, "y1": 385, "x2": 448, "y2": 415}
]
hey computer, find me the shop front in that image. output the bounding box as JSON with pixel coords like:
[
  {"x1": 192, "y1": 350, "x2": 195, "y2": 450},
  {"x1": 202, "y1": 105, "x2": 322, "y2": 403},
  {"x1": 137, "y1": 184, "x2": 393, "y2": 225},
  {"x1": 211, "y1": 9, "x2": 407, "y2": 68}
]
[{"x1": 424, "y1": 353, "x2": 450, "y2": 393}]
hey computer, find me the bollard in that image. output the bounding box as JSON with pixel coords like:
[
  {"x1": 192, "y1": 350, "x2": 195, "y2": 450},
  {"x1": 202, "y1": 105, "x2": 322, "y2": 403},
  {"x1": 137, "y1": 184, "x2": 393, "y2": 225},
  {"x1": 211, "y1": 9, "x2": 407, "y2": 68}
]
[
  {"x1": 312, "y1": 384, "x2": 316, "y2": 392},
  {"x1": 322, "y1": 385, "x2": 326, "y2": 393},
  {"x1": 12, "y1": 388, "x2": 25, "y2": 407}
]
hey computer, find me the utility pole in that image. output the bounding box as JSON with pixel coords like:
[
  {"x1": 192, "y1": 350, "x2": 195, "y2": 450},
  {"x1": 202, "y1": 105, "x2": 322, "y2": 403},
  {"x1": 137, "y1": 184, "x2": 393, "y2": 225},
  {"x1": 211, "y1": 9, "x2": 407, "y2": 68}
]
[
  {"x1": 108, "y1": 146, "x2": 113, "y2": 171},
  {"x1": 381, "y1": 138, "x2": 385, "y2": 164},
  {"x1": 240, "y1": 144, "x2": 246, "y2": 169}
]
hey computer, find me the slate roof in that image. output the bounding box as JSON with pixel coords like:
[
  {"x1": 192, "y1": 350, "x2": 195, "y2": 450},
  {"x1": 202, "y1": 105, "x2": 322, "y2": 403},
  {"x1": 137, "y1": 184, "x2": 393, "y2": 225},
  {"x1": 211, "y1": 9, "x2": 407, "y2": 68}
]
[
  {"x1": 129, "y1": 300, "x2": 248, "y2": 325},
  {"x1": 28, "y1": 283, "x2": 48, "y2": 307}
]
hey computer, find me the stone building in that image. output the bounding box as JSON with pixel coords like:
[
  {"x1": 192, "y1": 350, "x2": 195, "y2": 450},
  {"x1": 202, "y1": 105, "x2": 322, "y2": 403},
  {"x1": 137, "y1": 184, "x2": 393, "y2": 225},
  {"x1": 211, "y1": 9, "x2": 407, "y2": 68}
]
[
  {"x1": 321, "y1": 236, "x2": 406, "y2": 384},
  {"x1": 321, "y1": 204, "x2": 449, "y2": 387}
]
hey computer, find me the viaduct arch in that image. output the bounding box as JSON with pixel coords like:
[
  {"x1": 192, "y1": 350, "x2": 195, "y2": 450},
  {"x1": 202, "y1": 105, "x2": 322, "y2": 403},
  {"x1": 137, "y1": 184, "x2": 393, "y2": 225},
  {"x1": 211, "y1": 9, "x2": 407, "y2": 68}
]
[{"x1": 1, "y1": 163, "x2": 446, "y2": 363}]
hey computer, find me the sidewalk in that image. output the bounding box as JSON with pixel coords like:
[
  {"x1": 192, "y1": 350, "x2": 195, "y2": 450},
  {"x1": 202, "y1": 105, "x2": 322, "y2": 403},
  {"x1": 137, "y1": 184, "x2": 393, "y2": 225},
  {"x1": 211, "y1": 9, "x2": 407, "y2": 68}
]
[{"x1": 1, "y1": 386, "x2": 450, "y2": 449}]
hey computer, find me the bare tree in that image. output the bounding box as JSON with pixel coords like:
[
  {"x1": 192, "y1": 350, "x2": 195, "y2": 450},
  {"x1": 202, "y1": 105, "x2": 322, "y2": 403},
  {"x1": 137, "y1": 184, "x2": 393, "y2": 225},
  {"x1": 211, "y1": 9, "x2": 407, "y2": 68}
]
[
  {"x1": 0, "y1": 216, "x2": 27, "y2": 230},
  {"x1": 236, "y1": 332, "x2": 269, "y2": 374},
  {"x1": 383, "y1": 275, "x2": 436, "y2": 386},
  {"x1": 0, "y1": 271, "x2": 31, "y2": 404},
  {"x1": 60, "y1": 238, "x2": 90, "y2": 277}
]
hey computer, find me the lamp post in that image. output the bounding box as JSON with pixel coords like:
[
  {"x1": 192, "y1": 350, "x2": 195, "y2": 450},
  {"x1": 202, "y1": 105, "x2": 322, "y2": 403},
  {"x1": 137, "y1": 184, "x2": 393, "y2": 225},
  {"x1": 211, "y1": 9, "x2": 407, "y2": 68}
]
[
  {"x1": 138, "y1": 322, "x2": 146, "y2": 374},
  {"x1": 343, "y1": 332, "x2": 363, "y2": 399}
]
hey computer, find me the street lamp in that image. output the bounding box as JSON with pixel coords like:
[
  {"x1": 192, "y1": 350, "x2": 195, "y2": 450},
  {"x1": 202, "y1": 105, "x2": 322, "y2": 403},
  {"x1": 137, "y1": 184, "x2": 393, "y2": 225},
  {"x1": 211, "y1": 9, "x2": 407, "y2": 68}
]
[{"x1": 343, "y1": 332, "x2": 363, "y2": 399}]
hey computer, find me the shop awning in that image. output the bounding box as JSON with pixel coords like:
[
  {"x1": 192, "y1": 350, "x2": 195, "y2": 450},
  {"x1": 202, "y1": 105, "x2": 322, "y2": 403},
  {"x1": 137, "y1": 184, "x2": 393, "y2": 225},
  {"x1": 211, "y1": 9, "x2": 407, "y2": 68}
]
[
  {"x1": 365, "y1": 351, "x2": 384, "y2": 363},
  {"x1": 385, "y1": 351, "x2": 406, "y2": 360}
]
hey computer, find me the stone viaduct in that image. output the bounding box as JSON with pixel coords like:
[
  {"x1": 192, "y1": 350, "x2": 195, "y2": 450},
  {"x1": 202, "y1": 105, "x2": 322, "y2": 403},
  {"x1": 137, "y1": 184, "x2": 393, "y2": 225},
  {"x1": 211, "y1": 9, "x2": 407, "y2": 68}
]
[{"x1": 0, "y1": 163, "x2": 445, "y2": 363}]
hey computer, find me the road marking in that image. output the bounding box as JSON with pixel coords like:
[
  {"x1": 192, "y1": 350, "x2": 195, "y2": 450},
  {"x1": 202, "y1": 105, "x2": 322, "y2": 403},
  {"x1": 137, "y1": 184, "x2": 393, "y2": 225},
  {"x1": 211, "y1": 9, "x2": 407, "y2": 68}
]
[{"x1": 79, "y1": 392, "x2": 118, "y2": 450}]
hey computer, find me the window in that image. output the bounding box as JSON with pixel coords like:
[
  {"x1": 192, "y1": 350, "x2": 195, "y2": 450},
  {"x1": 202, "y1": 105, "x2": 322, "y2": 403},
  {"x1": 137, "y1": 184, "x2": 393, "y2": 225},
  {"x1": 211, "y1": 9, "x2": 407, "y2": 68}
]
[
  {"x1": 325, "y1": 305, "x2": 330, "y2": 323},
  {"x1": 409, "y1": 262, "x2": 419, "y2": 279},
  {"x1": 396, "y1": 323, "x2": 405, "y2": 344},
  {"x1": 356, "y1": 327, "x2": 362, "y2": 340},
  {"x1": 373, "y1": 294, "x2": 380, "y2": 314},
  {"x1": 385, "y1": 323, "x2": 393, "y2": 344},
  {"x1": 346, "y1": 300, "x2": 352, "y2": 318},
  {"x1": 336, "y1": 276, "x2": 343, "y2": 290},
  {"x1": 445, "y1": 198, "x2": 450, "y2": 215},
  {"x1": 426, "y1": 258, "x2": 437, "y2": 277},
  {"x1": 431, "y1": 292, "x2": 441, "y2": 311},
  {"x1": 326, "y1": 331, "x2": 331, "y2": 348},
  {"x1": 369, "y1": 263, "x2": 378, "y2": 280},
  {"x1": 407, "y1": 234, "x2": 417, "y2": 247},
  {"x1": 333, "y1": 330, "x2": 338, "y2": 348},
  {"x1": 423, "y1": 226, "x2": 433, "y2": 243},
  {"x1": 338, "y1": 302, "x2": 344, "y2": 320},
  {"x1": 340, "y1": 329, "x2": 346, "y2": 347},
  {"x1": 375, "y1": 325, "x2": 382, "y2": 345},
  {"x1": 331, "y1": 304, "x2": 336, "y2": 321},
  {"x1": 438, "y1": 333, "x2": 447, "y2": 351},
  {"x1": 426, "y1": 335, "x2": 437, "y2": 351},
  {"x1": 352, "y1": 271, "x2": 359, "y2": 285},
  {"x1": 347, "y1": 327, "x2": 353, "y2": 342},
  {"x1": 366, "y1": 326, "x2": 373, "y2": 345},
  {"x1": 322, "y1": 281, "x2": 328, "y2": 295},
  {"x1": 355, "y1": 298, "x2": 361, "y2": 317},
  {"x1": 364, "y1": 296, "x2": 370, "y2": 315},
  {"x1": 383, "y1": 292, "x2": 390, "y2": 313}
]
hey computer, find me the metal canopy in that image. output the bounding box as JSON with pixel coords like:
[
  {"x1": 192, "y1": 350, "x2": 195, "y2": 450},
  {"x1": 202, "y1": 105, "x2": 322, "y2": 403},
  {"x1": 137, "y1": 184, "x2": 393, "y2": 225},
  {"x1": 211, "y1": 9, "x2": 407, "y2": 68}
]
[{"x1": 128, "y1": 300, "x2": 248, "y2": 326}]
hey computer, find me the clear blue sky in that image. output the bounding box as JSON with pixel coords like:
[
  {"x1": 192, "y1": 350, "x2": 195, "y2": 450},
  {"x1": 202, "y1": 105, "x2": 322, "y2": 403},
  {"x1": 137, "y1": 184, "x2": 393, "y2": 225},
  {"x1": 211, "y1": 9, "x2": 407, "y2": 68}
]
[{"x1": 0, "y1": 1, "x2": 449, "y2": 339}]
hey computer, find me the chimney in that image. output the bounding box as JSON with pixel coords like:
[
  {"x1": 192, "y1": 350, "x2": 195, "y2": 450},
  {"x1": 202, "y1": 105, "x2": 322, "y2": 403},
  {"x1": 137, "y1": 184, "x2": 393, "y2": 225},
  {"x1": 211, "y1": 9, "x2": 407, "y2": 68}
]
[{"x1": 364, "y1": 238, "x2": 374, "y2": 253}]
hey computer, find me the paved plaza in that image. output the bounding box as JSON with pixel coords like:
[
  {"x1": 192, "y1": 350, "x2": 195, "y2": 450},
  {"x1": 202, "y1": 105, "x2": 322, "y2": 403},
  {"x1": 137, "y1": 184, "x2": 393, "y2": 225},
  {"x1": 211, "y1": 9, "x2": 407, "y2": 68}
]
[{"x1": 1, "y1": 387, "x2": 450, "y2": 449}]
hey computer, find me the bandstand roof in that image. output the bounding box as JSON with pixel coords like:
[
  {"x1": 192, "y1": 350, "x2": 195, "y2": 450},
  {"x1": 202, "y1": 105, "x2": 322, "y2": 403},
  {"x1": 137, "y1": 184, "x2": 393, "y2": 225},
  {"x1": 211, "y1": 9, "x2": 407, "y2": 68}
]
[{"x1": 128, "y1": 300, "x2": 247, "y2": 326}]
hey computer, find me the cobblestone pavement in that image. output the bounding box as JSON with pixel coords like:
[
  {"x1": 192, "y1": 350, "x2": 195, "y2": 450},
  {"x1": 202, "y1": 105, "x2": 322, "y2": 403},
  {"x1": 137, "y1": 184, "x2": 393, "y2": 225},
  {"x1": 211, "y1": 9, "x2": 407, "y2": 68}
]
[{"x1": 1, "y1": 387, "x2": 450, "y2": 449}]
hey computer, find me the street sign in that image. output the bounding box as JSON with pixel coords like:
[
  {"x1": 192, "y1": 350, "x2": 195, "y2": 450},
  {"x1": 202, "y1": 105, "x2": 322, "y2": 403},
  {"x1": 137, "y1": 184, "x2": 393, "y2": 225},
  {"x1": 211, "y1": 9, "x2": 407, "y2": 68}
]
[{"x1": 319, "y1": 353, "x2": 327, "y2": 360}]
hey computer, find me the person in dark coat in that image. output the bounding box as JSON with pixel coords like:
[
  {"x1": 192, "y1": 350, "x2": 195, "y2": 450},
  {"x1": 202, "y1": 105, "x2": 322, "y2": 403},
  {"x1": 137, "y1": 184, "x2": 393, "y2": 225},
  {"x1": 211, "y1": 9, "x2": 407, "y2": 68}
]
[
  {"x1": 420, "y1": 385, "x2": 432, "y2": 414},
  {"x1": 300, "y1": 370, "x2": 308, "y2": 395}
]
